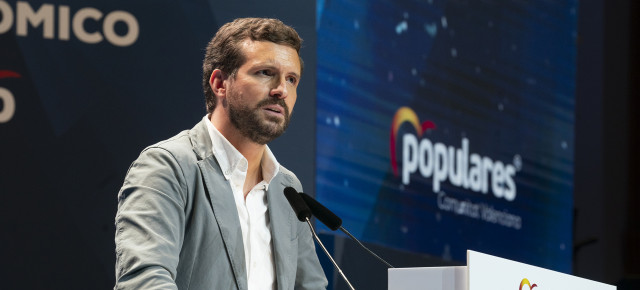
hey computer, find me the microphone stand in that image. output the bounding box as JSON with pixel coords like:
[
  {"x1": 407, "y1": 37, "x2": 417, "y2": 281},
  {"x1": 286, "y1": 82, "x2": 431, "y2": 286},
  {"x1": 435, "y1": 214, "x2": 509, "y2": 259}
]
[
  {"x1": 305, "y1": 218, "x2": 356, "y2": 290},
  {"x1": 339, "y1": 226, "x2": 394, "y2": 268}
]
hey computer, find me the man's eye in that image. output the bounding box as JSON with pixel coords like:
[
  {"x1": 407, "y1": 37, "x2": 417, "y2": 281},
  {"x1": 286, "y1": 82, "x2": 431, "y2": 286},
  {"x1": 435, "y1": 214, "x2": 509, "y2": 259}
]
[
  {"x1": 287, "y1": 76, "x2": 297, "y2": 84},
  {"x1": 258, "y1": 70, "x2": 271, "y2": 76}
]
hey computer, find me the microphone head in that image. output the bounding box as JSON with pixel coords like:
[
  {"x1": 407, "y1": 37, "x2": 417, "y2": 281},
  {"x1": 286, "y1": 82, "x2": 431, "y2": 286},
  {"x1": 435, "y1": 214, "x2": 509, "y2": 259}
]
[
  {"x1": 283, "y1": 187, "x2": 311, "y2": 222},
  {"x1": 300, "y1": 192, "x2": 342, "y2": 231}
]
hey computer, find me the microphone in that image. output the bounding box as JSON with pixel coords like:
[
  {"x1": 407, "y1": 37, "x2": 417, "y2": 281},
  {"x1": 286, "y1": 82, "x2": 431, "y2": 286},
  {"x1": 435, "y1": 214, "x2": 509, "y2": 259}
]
[
  {"x1": 299, "y1": 192, "x2": 394, "y2": 268},
  {"x1": 300, "y1": 192, "x2": 342, "y2": 231},
  {"x1": 299, "y1": 192, "x2": 342, "y2": 230},
  {"x1": 283, "y1": 187, "x2": 355, "y2": 290},
  {"x1": 283, "y1": 187, "x2": 311, "y2": 221}
]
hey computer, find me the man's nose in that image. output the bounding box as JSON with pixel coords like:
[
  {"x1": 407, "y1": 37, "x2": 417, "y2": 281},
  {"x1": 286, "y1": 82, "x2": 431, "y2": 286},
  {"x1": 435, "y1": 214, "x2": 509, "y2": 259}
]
[{"x1": 270, "y1": 76, "x2": 288, "y2": 99}]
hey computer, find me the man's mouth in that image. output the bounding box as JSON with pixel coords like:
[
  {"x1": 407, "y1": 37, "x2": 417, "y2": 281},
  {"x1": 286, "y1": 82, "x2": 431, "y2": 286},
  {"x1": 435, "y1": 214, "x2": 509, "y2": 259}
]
[{"x1": 263, "y1": 105, "x2": 284, "y2": 115}]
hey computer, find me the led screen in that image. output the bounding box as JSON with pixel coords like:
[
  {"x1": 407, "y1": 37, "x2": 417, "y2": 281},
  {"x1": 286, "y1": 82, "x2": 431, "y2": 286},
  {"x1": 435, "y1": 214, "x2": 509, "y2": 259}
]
[{"x1": 316, "y1": 0, "x2": 577, "y2": 272}]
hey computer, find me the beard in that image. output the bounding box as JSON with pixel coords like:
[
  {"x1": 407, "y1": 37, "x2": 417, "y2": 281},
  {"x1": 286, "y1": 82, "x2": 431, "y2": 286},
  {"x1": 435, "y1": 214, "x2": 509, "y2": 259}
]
[{"x1": 227, "y1": 94, "x2": 291, "y2": 145}]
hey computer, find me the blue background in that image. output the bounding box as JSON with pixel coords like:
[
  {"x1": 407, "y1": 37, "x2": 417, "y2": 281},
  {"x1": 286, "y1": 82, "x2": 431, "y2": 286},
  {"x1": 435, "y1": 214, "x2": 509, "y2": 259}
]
[{"x1": 316, "y1": 0, "x2": 576, "y2": 272}]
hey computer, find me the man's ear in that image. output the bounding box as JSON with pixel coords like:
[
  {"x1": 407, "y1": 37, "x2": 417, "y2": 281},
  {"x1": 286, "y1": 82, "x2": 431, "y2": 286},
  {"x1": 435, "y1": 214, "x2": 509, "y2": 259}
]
[{"x1": 209, "y1": 69, "x2": 228, "y2": 98}]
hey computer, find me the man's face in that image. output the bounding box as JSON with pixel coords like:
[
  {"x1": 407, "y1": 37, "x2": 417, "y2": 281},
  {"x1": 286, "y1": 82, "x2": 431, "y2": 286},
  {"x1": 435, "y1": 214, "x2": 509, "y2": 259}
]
[{"x1": 225, "y1": 40, "x2": 301, "y2": 145}]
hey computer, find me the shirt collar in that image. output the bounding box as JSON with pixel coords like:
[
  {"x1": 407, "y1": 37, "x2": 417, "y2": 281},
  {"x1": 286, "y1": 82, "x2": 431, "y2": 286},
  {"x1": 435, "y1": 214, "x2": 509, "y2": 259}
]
[
  {"x1": 261, "y1": 145, "x2": 279, "y2": 190},
  {"x1": 203, "y1": 115, "x2": 280, "y2": 188}
]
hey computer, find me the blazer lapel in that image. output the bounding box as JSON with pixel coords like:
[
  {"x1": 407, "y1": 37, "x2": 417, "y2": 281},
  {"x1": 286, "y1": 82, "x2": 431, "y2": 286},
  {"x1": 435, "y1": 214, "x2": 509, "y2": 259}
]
[
  {"x1": 191, "y1": 119, "x2": 248, "y2": 290},
  {"x1": 199, "y1": 158, "x2": 248, "y2": 290},
  {"x1": 268, "y1": 177, "x2": 301, "y2": 290}
]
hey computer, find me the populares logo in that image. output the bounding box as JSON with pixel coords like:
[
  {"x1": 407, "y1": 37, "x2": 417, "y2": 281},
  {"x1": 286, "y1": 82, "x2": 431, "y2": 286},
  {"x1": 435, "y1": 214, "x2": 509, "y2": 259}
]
[
  {"x1": 519, "y1": 278, "x2": 537, "y2": 290},
  {"x1": 0, "y1": 69, "x2": 20, "y2": 123},
  {"x1": 390, "y1": 106, "x2": 519, "y2": 201},
  {"x1": 0, "y1": 1, "x2": 139, "y2": 47}
]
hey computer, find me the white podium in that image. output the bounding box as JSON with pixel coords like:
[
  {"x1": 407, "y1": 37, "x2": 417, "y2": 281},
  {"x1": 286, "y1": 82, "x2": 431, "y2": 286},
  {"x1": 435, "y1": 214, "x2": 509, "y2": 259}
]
[{"x1": 389, "y1": 250, "x2": 616, "y2": 290}]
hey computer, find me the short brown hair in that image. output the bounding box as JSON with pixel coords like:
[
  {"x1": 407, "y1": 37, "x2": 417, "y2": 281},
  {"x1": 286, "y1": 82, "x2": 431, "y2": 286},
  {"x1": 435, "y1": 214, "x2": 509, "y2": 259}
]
[{"x1": 202, "y1": 18, "x2": 303, "y2": 113}]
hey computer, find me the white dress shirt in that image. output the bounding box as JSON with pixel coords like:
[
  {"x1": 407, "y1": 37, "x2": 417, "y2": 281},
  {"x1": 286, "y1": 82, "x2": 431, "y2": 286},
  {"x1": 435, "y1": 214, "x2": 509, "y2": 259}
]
[{"x1": 204, "y1": 115, "x2": 279, "y2": 290}]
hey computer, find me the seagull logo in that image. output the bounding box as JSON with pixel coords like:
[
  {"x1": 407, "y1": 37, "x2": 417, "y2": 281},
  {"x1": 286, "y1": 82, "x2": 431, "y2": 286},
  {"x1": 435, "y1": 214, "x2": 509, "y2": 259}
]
[
  {"x1": 389, "y1": 106, "x2": 436, "y2": 176},
  {"x1": 519, "y1": 278, "x2": 537, "y2": 290}
]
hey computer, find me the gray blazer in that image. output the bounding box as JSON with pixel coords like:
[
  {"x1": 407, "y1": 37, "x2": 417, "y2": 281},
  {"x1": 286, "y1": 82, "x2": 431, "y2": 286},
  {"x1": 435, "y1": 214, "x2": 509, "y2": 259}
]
[{"x1": 114, "y1": 119, "x2": 327, "y2": 290}]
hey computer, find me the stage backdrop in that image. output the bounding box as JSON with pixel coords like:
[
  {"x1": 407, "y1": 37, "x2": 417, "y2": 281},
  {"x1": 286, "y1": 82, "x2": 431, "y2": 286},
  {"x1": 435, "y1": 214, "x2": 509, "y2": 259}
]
[
  {"x1": 0, "y1": 0, "x2": 316, "y2": 288},
  {"x1": 316, "y1": 0, "x2": 577, "y2": 273},
  {"x1": 1, "y1": 0, "x2": 578, "y2": 288}
]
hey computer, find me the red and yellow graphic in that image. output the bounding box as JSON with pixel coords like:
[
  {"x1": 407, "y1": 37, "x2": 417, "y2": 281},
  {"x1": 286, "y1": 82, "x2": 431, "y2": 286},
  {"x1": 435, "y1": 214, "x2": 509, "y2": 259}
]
[
  {"x1": 519, "y1": 278, "x2": 537, "y2": 290},
  {"x1": 390, "y1": 106, "x2": 436, "y2": 175}
]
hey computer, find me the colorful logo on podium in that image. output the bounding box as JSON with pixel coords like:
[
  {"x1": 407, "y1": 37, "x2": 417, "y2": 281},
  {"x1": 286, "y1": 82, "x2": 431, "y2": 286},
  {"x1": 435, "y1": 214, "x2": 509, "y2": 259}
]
[{"x1": 519, "y1": 278, "x2": 537, "y2": 290}]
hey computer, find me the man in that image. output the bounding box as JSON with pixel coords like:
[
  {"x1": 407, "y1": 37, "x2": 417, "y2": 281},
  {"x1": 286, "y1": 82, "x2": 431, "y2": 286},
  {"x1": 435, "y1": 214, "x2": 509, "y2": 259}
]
[{"x1": 114, "y1": 18, "x2": 327, "y2": 290}]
